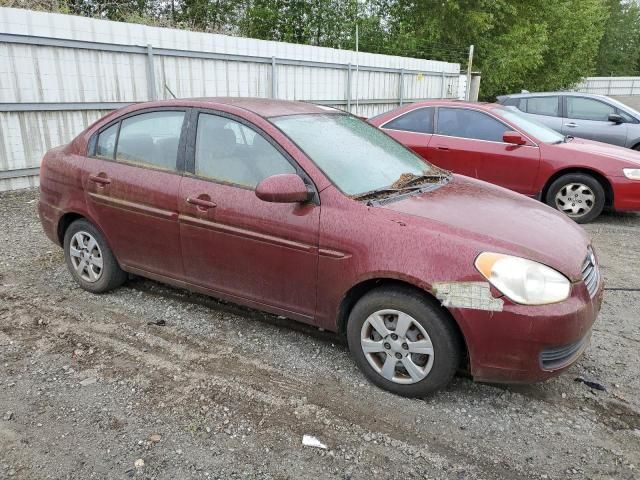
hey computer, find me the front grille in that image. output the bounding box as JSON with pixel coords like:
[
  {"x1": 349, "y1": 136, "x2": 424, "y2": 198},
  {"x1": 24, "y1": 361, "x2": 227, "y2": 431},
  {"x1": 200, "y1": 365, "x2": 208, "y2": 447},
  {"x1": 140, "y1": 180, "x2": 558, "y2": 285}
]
[
  {"x1": 581, "y1": 248, "x2": 599, "y2": 297},
  {"x1": 540, "y1": 331, "x2": 591, "y2": 370}
]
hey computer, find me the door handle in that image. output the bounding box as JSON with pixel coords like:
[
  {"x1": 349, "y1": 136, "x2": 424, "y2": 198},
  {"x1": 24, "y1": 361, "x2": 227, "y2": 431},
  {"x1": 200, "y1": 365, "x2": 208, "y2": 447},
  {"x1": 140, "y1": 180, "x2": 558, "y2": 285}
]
[
  {"x1": 435, "y1": 146, "x2": 450, "y2": 151},
  {"x1": 565, "y1": 122, "x2": 579, "y2": 128},
  {"x1": 186, "y1": 196, "x2": 217, "y2": 209},
  {"x1": 88, "y1": 173, "x2": 111, "y2": 185}
]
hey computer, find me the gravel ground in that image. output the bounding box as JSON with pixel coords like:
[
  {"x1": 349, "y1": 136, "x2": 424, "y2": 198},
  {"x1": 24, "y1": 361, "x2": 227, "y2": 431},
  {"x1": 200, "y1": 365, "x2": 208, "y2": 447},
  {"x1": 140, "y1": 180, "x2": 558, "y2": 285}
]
[{"x1": 0, "y1": 188, "x2": 639, "y2": 480}]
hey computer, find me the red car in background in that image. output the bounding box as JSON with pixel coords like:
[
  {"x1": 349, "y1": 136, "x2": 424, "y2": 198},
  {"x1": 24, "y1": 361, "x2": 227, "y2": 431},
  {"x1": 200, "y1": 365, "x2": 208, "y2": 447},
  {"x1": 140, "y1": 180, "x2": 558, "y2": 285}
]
[{"x1": 369, "y1": 100, "x2": 640, "y2": 223}]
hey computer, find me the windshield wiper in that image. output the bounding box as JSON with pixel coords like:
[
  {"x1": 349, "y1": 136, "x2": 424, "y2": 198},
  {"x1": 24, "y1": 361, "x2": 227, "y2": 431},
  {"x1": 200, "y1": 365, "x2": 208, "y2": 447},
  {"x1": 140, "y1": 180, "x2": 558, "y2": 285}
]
[
  {"x1": 352, "y1": 171, "x2": 450, "y2": 202},
  {"x1": 351, "y1": 185, "x2": 422, "y2": 202},
  {"x1": 395, "y1": 172, "x2": 449, "y2": 189},
  {"x1": 552, "y1": 135, "x2": 574, "y2": 145}
]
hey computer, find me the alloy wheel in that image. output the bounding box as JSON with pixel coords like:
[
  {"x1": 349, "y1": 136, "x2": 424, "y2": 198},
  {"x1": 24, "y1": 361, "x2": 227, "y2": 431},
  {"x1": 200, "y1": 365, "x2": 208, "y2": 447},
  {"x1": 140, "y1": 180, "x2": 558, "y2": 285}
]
[
  {"x1": 69, "y1": 231, "x2": 104, "y2": 283},
  {"x1": 360, "y1": 309, "x2": 435, "y2": 384}
]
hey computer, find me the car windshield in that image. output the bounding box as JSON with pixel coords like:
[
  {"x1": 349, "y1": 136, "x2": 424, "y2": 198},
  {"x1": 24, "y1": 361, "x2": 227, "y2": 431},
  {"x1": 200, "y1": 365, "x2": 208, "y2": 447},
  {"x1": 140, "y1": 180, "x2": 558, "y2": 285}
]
[
  {"x1": 497, "y1": 107, "x2": 566, "y2": 144},
  {"x1": 606, "y1": 96, "x2": 640, "y2": 118},
  {"x1": 271, "y1": 113, "x2": 443, "y2": 196}
]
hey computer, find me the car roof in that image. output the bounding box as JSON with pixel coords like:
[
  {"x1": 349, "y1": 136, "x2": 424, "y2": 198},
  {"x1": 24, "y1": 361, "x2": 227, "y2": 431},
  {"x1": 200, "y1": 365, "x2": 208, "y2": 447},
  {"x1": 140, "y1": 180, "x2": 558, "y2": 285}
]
[
  {"x1": 406, "y1": 99, "x2": 493, "y2": 108},
  {"x1": 499, "y1": 92, "x2": 611, "y2": 100},
  {"x1": 122, "y1": 97, "x2": 341, "y2": 118}
]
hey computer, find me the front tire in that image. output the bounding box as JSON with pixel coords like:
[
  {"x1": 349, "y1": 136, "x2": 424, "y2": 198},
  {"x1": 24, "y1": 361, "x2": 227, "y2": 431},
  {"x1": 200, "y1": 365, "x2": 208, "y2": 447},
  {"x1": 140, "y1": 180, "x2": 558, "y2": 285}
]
[
  {"x1": 346, "y1": 286, "x2": 462, "y2": 397},
  {"x1": 545, "y1": 173, "x2": 605, "y2": 223},
  {"x1": 63, "y1": 219, "x2": 126, "y2": 293}
]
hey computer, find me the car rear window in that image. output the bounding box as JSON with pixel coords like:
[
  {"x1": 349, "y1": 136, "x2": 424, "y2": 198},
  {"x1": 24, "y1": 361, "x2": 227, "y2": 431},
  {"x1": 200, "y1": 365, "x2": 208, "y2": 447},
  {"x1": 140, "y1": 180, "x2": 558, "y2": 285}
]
[
  {"x1": 383, "y1": 107, "x2": 434, "y2": 134},
  {"x1": 114, "y1": 111, "x2": 185, "y2": 171},
  {"x1": 525, "y1": 96, "x2": 559, "y2": 117},
  {"x1": 95, "y1": 123, "x2": 118, "y2": 160}
]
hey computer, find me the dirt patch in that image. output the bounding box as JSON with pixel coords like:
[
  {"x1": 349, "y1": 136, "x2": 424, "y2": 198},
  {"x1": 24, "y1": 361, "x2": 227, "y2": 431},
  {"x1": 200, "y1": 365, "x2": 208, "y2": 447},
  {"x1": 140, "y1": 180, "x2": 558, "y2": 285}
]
[{"x1": 1, "y1": 188, "x2": 639, "y2": 479}]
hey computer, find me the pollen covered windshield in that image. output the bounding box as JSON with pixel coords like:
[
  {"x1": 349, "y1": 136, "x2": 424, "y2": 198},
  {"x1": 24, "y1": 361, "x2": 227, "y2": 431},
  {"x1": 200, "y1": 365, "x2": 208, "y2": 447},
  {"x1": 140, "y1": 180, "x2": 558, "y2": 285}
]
[{"x1": 271, "y1": 113, "x2": 440, "y2": 196}]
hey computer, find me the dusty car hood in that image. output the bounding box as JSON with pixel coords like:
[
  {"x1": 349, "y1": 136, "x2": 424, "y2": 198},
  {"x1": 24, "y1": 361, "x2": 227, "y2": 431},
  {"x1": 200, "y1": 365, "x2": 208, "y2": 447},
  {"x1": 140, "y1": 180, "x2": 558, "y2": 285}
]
[
  {"x1": 380, "y1": 175, "x2": 590, "y2": 281},
  {"x1": 553, "y1": 138, "x2": 640, "y2": 167}
]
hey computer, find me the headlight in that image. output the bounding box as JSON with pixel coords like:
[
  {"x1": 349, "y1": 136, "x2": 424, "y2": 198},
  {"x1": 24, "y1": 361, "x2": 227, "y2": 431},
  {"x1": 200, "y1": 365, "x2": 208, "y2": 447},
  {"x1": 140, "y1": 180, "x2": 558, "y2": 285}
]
[
  {"x1": 475, "y1": 252, "x2": 570, "y2": 305},
  {"x1": 623, "y1": 168, "x2": 640, "y2": 180}
]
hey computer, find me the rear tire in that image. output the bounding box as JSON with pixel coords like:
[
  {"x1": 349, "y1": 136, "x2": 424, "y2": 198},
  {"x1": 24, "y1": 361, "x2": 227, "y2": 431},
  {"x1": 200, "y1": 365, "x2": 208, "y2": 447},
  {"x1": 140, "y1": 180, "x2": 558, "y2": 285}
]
[
  {"x1": 63, "y1": 219, "x2": 126, "y2": 293},
  {"x1": 545, "y1": 173, "x2": 605, "y2": 223},
  {"x1": 346, "y1": 286, "x2": 462, "y2": 397}
]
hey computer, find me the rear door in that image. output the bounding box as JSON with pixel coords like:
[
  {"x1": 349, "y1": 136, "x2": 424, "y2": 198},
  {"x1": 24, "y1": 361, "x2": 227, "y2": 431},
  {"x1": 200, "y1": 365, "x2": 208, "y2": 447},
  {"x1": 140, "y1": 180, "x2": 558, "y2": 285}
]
[
  {"x1": 379, "y1": 107, "x2": 435, "y2": 161},
  {"x1": 179, "y1": 110, "x2": 320, "y2": 320},
  {"x1": 562, "y1": 96, "x2": 628, "y2": 146},
  {"x1": 521, "y1": 96, "x2": 564, "y2": 132},
  {"x1": 84, "y1": 109, "x2": 187, "y2": 278},
  {"x1": 430, "y1": 107, "x2": 540, "y2": 194}
]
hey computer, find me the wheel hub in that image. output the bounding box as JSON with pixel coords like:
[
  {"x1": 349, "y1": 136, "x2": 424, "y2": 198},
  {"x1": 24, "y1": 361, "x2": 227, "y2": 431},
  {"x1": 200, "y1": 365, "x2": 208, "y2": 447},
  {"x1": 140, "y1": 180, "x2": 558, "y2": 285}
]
[
  {"x1": 554, "y1": 182, "x2": 595, "y2": 218},
  {"x1": 384, "y1": 335, "x2": 408, "y2": 356}
]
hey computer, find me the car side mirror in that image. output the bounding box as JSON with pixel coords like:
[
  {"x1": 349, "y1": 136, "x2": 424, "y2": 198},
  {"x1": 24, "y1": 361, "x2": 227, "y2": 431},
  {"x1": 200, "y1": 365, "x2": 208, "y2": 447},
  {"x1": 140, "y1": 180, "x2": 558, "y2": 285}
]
[
  {"x1": 255, "y1": 174, "x2": 311, "y2": 203},
  {"x1": 608, "y1": 113, "x2": 624, "y2": 124},
  {"x1": 502, "y1": 131, "x2": 527, "y2": 145}
]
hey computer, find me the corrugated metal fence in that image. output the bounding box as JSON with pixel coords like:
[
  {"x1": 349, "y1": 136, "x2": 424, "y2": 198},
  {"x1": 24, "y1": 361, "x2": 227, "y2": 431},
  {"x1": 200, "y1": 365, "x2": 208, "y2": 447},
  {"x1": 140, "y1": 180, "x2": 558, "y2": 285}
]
[
  {"x1": 572, "y1": 76, "x2": 640, "y2": 96},
  {"x1": 0, "y1": 7, "x2": 461, "y2": 191}
]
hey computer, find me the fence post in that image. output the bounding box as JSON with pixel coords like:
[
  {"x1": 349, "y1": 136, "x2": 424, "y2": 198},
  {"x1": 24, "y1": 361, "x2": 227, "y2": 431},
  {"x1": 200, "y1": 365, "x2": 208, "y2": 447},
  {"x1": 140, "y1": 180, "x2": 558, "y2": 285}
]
[
  {"x1": 607, "y1": 78, "x2": 612, "y2": 95},
  {"x1": 399, "y1": 69, "x2": 404, "y2": 106},
  {"x1": 271, "y1": 57, "x2": 277, "y2": 99},
  {"x1": 146, "y1": 44, "x2": 157, "y2": 100},
  {"x1": 347, "y1": 63, "x2": 352, "y2": 112},
  {"x1": 466, "y1": 45, "x2": 474, "y2": 101},
  {"x1": 440, "y1": 71, "x2": 446, "y2": 98}
]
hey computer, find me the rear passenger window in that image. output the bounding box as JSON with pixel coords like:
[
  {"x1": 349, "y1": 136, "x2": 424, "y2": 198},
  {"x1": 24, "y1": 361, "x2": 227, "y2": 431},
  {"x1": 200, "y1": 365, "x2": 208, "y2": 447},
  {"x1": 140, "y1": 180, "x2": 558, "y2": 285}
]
[
  {"x1": 95, "y1": 123, "x2": 118, "y2": 160},
  {"x1": 195, "y1": 113, "x2": 295, "y2": 188},
  {"x1": 115, "y1": 111, "x2": 185, "y2": 170},
  {"x1": 525, "y1": 96, "x2": 559, "y2": 117},
  {"x1": 437, "y1": 108, "x2": 509, "y2": 142},
  {"x1": 383, "y1": 108, "x2": 434, "y2": 134}
]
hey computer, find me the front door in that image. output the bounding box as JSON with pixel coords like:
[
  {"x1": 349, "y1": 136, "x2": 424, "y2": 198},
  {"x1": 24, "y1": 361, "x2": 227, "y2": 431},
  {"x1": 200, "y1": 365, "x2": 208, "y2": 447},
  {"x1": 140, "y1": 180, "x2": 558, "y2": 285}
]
[
  {"x1": 562, "y1": 96, "x2": 628, "y2": 146},
  {"x1": 429, "y1": 107, "x2": 540, "y2": 195},
  {"x1": 179, "y1": 111, "x2": 320, "y2": 320},
  {"x1": 83, "y1": 109, "x2": 187, "y2": 278}
]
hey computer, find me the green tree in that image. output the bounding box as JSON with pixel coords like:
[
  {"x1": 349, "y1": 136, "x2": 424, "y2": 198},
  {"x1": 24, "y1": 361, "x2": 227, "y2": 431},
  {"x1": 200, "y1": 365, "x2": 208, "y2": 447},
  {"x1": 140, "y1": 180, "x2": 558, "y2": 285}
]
[
  {"x1": 365, "y1": 0, "x2": 608, "y2": 99},
  {"x1": 239, "y1": 0, "x2": 359, "y2": 47},
  {"x1": 596, "y1": 0, "x2": 640, "y2": 75},
  {"x1": 178, "y1": 0, "x2": 244, "y2": 32}
]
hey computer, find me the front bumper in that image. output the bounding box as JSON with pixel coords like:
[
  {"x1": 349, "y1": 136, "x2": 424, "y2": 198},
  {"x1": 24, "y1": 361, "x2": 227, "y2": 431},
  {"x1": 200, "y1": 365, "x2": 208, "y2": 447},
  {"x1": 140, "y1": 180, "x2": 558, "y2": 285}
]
[
  {"x1": 452, "y1": 278, "x2": 604, "y2": 383},
  {"x1": 612, "y1": 176, "x2": 640, "y2": 211}
]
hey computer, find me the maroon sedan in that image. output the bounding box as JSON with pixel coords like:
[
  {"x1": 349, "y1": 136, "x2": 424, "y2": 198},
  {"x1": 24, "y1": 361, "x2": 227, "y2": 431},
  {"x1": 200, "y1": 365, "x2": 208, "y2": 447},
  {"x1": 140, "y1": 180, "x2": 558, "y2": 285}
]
[
  {"x1": 39, "y1": 98, "x2": 602, "y2": 397},
  {"x1": 369, "y1": 100, "x2": 640, "y2": 223}
]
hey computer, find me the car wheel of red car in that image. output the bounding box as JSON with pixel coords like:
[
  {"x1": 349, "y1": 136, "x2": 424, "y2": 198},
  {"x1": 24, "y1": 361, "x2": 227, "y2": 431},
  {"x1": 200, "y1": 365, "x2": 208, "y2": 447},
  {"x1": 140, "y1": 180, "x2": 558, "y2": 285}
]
[
  {"x1": 63, "y1": 219, "x2": 127, "y2": 293},
  {"x1": 346, "y1": 286, "x2": 462, "y2": 397},
  {"x1": 545, "y1": 173, "x2": 605, "y2": 224}
]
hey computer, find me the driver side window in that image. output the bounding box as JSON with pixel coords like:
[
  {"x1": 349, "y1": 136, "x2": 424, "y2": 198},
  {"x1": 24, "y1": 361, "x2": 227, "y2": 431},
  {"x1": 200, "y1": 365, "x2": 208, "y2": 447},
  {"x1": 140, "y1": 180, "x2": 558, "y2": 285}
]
[
  {"x1": 437, "y1": 108, "x2": 509, "y2": 142},
  {"x1": 194, "y1": 113, "x2": 295, "y2": 188},
  {"x1": 566, "y1": 97, "x2": 615, "y2": 122}
]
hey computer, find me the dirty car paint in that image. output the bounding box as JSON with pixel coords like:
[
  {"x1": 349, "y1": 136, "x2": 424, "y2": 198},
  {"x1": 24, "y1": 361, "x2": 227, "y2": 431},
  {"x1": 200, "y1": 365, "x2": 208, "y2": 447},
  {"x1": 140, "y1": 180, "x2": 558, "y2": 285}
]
[{"x1": 38, "y1": 98, "x2": 603, "y2": 384}]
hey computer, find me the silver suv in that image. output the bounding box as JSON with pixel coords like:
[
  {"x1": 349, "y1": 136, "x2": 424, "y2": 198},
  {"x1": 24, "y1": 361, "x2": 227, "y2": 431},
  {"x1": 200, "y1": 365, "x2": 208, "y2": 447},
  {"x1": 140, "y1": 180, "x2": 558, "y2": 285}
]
[{"x1": 497, "y1": 92, "x2": 640, "y2": 150}]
